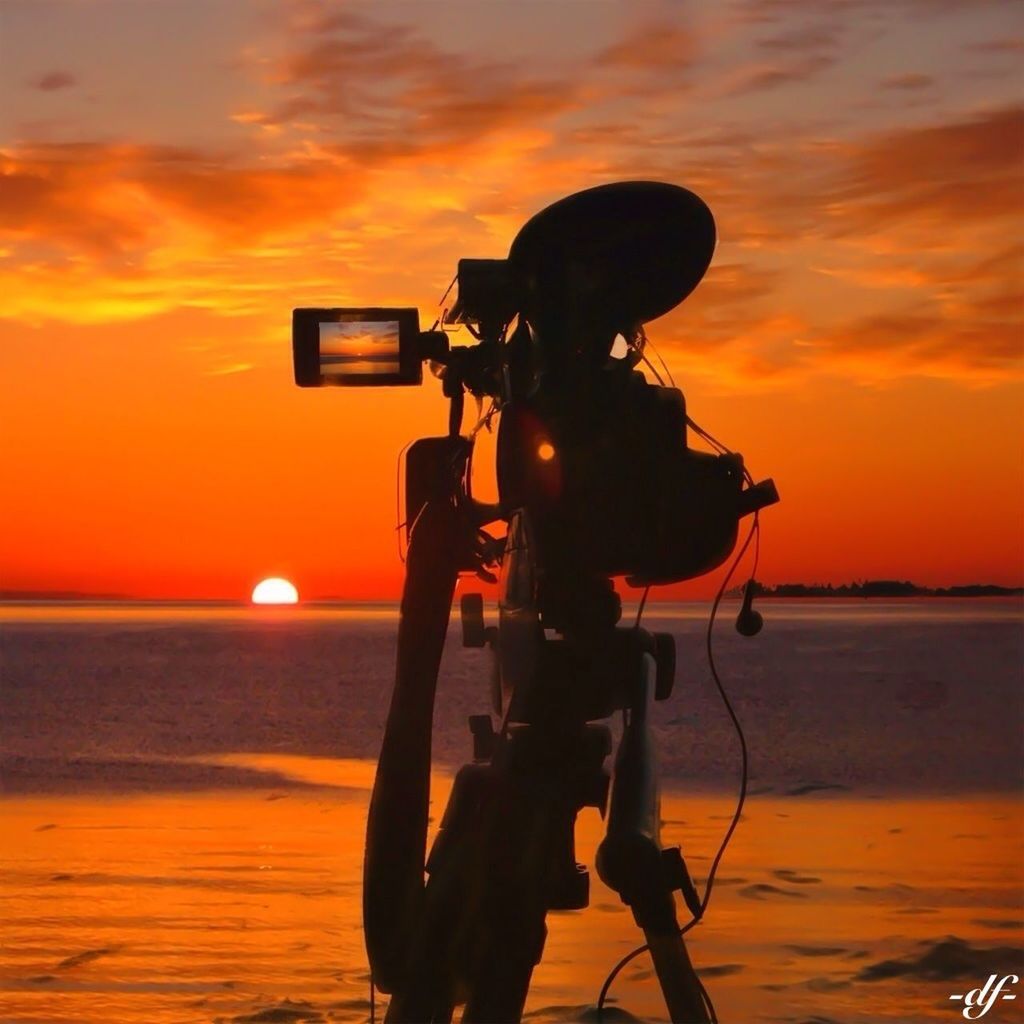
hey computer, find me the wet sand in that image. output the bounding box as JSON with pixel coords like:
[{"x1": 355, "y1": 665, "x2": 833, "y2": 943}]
[
  {"x1": 1, "y1": 601, "x2": 1022, "y2": 1022},
  {"x1": 2, "y1": 760, "x2": 1021, "y2": 1023}
]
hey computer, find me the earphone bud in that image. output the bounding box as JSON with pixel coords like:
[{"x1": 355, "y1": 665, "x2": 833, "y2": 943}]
[{"x1": 735, "y1": 579, "x2": 764, "y2": 637}]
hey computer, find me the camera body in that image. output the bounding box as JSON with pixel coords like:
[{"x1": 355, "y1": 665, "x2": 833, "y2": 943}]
[{"x1": 497, "y1": 374, "x2": 745, "y2": 587}]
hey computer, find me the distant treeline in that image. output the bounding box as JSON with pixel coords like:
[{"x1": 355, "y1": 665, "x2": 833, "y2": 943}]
[{"x1": 747, "y1": 580, "x2": 1024, "y2": 598}]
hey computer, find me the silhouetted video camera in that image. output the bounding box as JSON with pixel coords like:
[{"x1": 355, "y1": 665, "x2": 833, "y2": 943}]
[{"x1": 293, "y1": 182, "x2": 777, "y2": 590}]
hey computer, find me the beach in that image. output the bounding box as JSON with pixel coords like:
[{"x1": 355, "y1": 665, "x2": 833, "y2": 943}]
[{"x1": 1, "y1": 600, "x2": 1022, "y2": 1023}]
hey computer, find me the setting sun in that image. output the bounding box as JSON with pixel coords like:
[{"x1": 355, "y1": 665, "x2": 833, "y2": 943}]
[{"x1": 251, "y1": 577, "x2": 299, "y2": 605}]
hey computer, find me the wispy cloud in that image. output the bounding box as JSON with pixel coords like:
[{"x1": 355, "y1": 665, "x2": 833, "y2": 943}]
[
  {"x1": 595, "y1": 21, "x2": 699, "y2": 71},
  {"x1": 717, "y1": 54, "x2": 837, "y2": 96},
  {"x1": 242, "y1": 7, "x2": 581, "y2": 155},
  {"x1": 964, "y1": 37, "x2": 1024, "y2": 54},
  {"x1": 31, "y1": 71, "x2": 77, "y2": 92},
  {"x1": 2, "y1": 4, "x2": 1020, "y2": 388},
  {"x1": 204, "y1": 362, "x2": 254, "y2": 376},
  {"x1": 0, "y1": 142, "x2": 367, "y2": 256},
  {"x1": 880, "y1": 72, "x2": 933, "y2": 90},
  {"x1": 831, "y1": 105, "x2": 1023, "y2": 230}
]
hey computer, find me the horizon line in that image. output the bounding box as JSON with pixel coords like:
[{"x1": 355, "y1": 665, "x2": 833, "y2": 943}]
[{"x1": 2, "y1": 580, "x2": 1022, "y2": 605}]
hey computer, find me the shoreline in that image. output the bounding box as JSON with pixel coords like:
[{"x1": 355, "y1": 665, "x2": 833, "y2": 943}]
[{"x1": 3, "y1": 752, "x2": 1023, "y2": 800}]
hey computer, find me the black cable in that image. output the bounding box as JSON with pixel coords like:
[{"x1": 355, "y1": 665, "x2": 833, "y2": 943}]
[
  {"x1": 696, "y1": 971, "x2": 718, "y2": 1023},
  {"x1": 633, "y1": 330, "x2": 748, "y2": 495},
  {"x1": 686, "y1": 415, "x2": 755, "y2": 490},
  {"x1": 751, "y1": 516, "x2": 761, "y2": 585},
  {"x1": 634, "y1": 585, "x2": 652, "y2": 628},
  {"x1": 639, "y1": 345, "x2": 756, "y2": 493},
  {"x1": 596, "y1": 915, "x2": 698, "y2": 1013},
  {"x1": 643, "y1": 328, "x2": 676, "y2": 388},
  {"x1": 438, "y1": 272, "x2": 457, "y2": 308},
  {"x1": 369, "y1": 974, "x2": 376, "y2": 1024},
  {"x1": 428, "y1": 272, "x2": 460, "y2": 332},
  {"x1": 697, "y1": 513, "x2": 757, "y2": 915},
  {"x1": 687, "y1": 417, "x2": 728, "y2": 454},
  {"x1": 394, "y1": 439, "x2": 415, "y2": 563},
  {"x1": 640, "y1": 352, "x2": 667, "y2": 387},
  {"x1": 595, "y1": 513, "x2": 759, "y2": 1019},
  {"x1": 468, "y1": 398, "x2": 498, "y2": 439}
]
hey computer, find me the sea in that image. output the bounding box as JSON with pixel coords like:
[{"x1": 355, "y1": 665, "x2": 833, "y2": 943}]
[{"x1": 1, "y1": 599, "x2": 1022, "y2": 1023}]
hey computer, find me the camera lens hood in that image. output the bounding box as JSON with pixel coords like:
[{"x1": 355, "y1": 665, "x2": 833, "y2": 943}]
[{"x1": 508, "y1": 180, "x2": 716, "y2": 329}]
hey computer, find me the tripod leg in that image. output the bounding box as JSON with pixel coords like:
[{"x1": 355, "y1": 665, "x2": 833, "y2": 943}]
[
  {"x1": 646, "y1": 931, "x2": 711, "y2": 1024},
  {"x1": 383, "y1": 764, "x2": 488, "y2": 1023},
  {"x1": 379, "y1": 842, "x2": 472, "y2": 1024},
  {"x1": 382, "y1": 852, "x2": 465, "y2": 1023},
  {"x1": 460, "y1": 742, "x2": 580, "y2": 1023},
  {"x1": 460, "y1": 915, "x2": 546, "y2": 1024},
  {"x1": 596, "y1": 652, "x2": 711, "y2": 1024},
  {"x1": 458, "y1": 798, "x2": 548, "y2": 1024},
  {"x1": 382, "y1": 766, "x2": 547, "y2": 1024},
  {"x1": 364, "y1": 498, "x2": 462, "y2": 994}
]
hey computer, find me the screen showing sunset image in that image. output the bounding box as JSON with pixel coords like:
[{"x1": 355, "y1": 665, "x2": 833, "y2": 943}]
[{"x1": 319, "y1": 319, "x2": 401, "y2": 378}]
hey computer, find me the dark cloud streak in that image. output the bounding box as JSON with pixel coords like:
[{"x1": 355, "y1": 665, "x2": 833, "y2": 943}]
[
  {"x1": 31, "y1": 71, "x2": 77, "y2": 92},
  {"x1": 594, "y1": 22, "x2": 698, "y2": 70},
  {"x1": 880, "y1": 73, "x2": 933, "y2": 90}
]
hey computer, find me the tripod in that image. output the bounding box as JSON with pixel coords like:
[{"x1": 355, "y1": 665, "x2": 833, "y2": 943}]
[
  {"x1": 296, "y1": 181, "x2": 780, "y2": 1022},
  {"x1": 363, "y1": 435, "x2": 714, "y2": 1022}
]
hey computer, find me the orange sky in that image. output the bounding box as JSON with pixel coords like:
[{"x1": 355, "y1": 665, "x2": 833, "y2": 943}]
[{"x1": 1, "y1": 0, "x2": 1022, "y2": 599}]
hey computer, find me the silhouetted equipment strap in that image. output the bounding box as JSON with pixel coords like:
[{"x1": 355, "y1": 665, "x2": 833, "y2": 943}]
[{"x1": 363, "y1": 498, "x2": 462, "y2": 993}]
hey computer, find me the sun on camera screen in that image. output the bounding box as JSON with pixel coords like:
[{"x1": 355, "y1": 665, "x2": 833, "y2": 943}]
[{"x1": 319, "y1": 320, "x2": 401, "y2": 378}]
